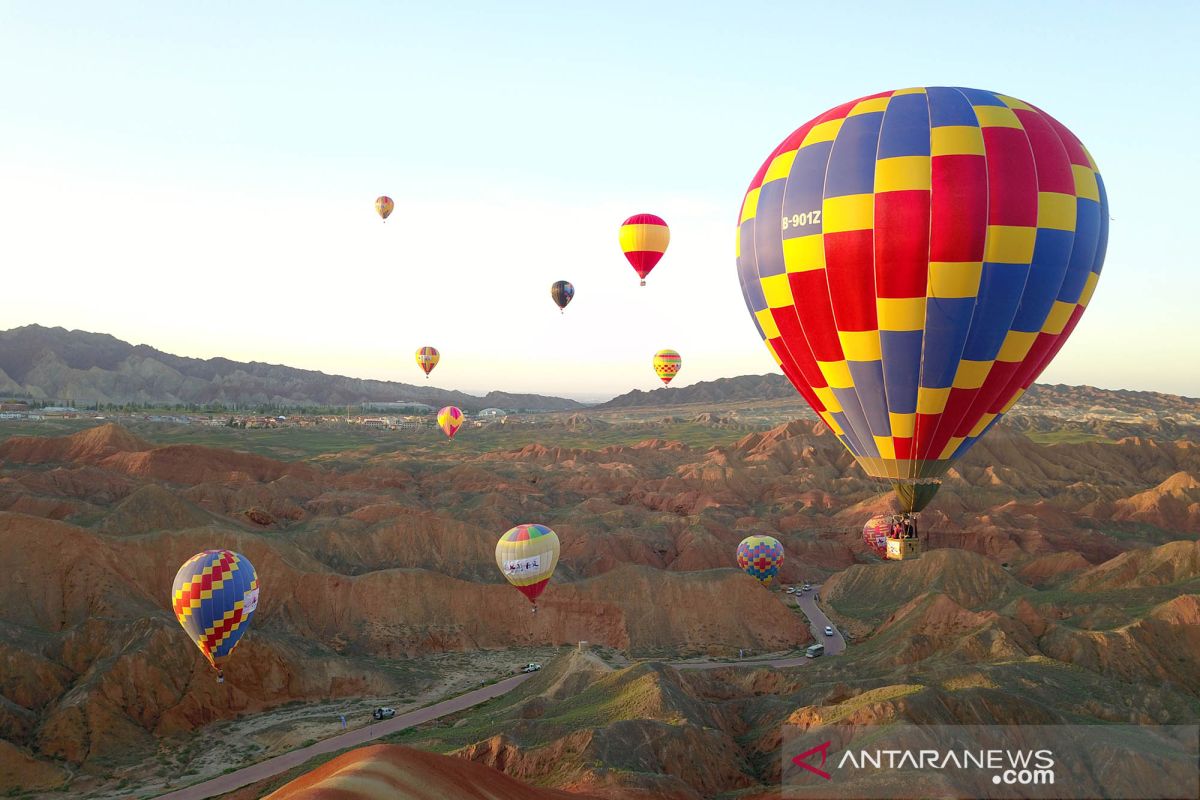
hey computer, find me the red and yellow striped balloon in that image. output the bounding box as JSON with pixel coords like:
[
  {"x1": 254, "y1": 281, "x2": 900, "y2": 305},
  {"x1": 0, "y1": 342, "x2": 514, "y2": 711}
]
[
  {"x1": 619, "y1": 213, "x2": 669, "y2": 286},
  {"x1": 736, "y1": 87, "x2": 1108, "y2": 513}
]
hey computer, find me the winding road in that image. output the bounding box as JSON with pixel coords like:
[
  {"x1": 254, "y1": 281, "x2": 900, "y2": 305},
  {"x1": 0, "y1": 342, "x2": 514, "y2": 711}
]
[{"x1": 155, "y1": 587, "x2": 842, "y2": 799}]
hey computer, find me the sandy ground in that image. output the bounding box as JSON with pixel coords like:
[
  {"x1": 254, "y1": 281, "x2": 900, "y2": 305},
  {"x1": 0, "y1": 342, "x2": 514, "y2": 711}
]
[{"x1": 68, "y1": 647, "x2": 559, "y2": 800}]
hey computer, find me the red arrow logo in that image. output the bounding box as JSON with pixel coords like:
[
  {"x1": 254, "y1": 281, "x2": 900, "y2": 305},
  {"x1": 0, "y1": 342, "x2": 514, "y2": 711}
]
[{"x1": 792, "y1": 740, "x2": 833, "y2": 780}]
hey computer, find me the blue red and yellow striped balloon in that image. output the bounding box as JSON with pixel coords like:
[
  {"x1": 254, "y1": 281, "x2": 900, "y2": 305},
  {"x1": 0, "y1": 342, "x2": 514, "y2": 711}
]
[
  {"x1": 437, "y1": 406, "x2": 463, "y2": 440},
  {"x1": 619, "y1": 213, "x2": 669, "y2": 286},
  {"x1": 495, "y1": 523, "x2": 560, "y2": 607},
  {"x1": 415, "y1": 346, "x2": 440, "y2": 378},
  {"x1": 736, "y1": 88, "x2": 1108, "y2": 513},
  {"x1": 171, "y1": 549, "x2": 259, "y2": 682},
  {"x1": 736, "y1": 535, "x2": 784, "y2": 585}
]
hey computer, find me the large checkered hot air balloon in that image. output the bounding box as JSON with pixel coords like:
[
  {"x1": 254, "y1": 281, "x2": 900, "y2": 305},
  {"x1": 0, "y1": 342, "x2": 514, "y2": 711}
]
[
  {"x1": 496, "y1": 523, "x2": 560, "y2": 611},
  {"x1": 736, "y1": 87, "x2": 1108, "y2": 516},
  {"x1": 736, "y1": 535, "x2": 784, "y2": 586},
  {"x1": 619, "y1": 213, "x2": 669, "y2": 286},
  {"x1": 171, "y1": 550, "x2": 259, "y2": 683}
]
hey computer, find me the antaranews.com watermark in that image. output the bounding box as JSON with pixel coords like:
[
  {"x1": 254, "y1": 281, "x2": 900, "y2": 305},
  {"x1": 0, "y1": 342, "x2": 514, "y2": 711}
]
[{"x1": 783, "y1": 724, "x2": 1198, "y2": 799}]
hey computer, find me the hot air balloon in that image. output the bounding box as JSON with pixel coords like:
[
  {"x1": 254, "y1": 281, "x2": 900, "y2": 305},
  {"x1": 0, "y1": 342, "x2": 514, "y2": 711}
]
[
  {"x1": 736, "y1": 87, "x2": 1108, "y2": 537},
  {"x1": 171, "y1": 549, "x2": 259, "y2": 683},
  {"x1": 375, "y1": 195, "x2": 394, "y2": 221},
  {"x1": 551, "y1": 280, "x2": 574, "y2": 313},
  {"x1": 619, "y1": 213, "x2": 669, "y2": 286},
  {"x1": 653, "y1": 349, "x2": 681, "y2": 385},
  {"x1": 495, "y1": 523, "x2": 560, "y2": 611},
  {"x1": 736, "y1": 535, "x2": 784, "y2": 586},
  {"x1": 415, "y1": 346, "x2": 440, "y2": 378},
  {"x1": 437, "y1": 406, "x2": 463, "y2": 440}
]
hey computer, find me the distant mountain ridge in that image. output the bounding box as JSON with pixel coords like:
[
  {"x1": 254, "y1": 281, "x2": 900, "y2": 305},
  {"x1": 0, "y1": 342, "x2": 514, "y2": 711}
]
[
  {"x1": 0, "y1": 325, "x2": 584, "y2": 413},
  {"x1": 596, "y1": 374, "x2": 799, "y2": 409},
  {"x1": 598, "y1": 372, "x2": 1200, "y2": 420}
]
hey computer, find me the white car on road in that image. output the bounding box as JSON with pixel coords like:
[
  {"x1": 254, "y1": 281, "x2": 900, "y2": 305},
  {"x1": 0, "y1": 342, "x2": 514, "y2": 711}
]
[
  {"x1": 521, "y1": 663, "x2": 542, "y2": 673},
  {"x1": 824, "y1": 626, "x2": 834, "y2": 637}
]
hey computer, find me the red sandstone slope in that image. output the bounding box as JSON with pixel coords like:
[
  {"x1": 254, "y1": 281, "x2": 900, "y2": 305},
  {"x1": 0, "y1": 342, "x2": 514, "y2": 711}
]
[
  {"x1": 264, "y1": 743, "x2": 598, "y2": 799},
  {"x1": 0, "y1": 423, "x2": 151, "y2": 464}
]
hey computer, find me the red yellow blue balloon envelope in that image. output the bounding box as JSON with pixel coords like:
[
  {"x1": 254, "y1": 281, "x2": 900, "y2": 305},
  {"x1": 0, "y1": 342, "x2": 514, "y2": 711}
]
[
  {"x1": 495, "y1": 523, "x2": 560, "y2": 606},
  {"x1": 415, "y1": 346, "x2": 439, "y2": 378},
  {"x1": 375, "y1": 195, "x2": 394, "y2": 221},
  {"x1": 735, "y1": 87, "x2": 1108, "y2": 513},
  {"x1": 171, "y1": 550, "x2": 259, "y2": 682},
  {"x1": 619, "y1": 213, "x2": 669, "y2": 286},
  {"x1": 437, "y1": 406, "x2": 463, "y2": 439},
  {"x1": 736, "y1": 535, "x2": 784, "y2": 585},
  {"x1": 653, "y1": 349, "x2": 681, "y2": 385}
]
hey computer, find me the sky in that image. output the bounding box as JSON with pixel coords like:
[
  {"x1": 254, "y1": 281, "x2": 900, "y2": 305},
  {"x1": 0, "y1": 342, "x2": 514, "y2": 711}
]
[{"x1": 1, "y1": 2, "x2": 1198, "y2": 401}]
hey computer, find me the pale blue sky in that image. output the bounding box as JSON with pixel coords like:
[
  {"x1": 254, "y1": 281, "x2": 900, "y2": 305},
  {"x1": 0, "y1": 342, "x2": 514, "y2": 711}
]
[{"x1": 2, "y1": 2, "x2": 1197, "y2": 399}]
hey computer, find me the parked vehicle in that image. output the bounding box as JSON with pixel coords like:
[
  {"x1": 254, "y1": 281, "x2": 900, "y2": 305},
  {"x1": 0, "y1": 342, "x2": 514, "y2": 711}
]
[
  {"x1": 373, "y1": 707, "x2": 395, "y2": 720},
  {"x1": 786, "y1": 587, "x2": 796, "y2": 594},
  {"x1": 805, "y1": 644, "x2": 825, "y2": 658},
  {"x1": 521, "y1": 663, "x2": 542, "y2": 673}
]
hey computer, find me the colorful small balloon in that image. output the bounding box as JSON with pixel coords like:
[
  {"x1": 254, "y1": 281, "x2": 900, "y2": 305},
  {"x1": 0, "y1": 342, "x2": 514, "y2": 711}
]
[
  {"x1": 653, "y1": 349, "x2": 681, "y2": 385},
  {"x1": 437, "y1": 406, "x2": 463, "y2": 440},
  {"x1": 171, "y1": 550, "x2": 259, "y2": 682},
  {"x1": 495, "y1": 523, "x2": 560, "y2": 608},
  {"x1": 415, "y1": 346, "x2": 440, "y2": 378},
  {"x1": 375, "y1": 195, "x2": 394, "y2": 221},
  {"x1": 619, "y1": 213, "x2": 669, "y2": 286},
  {"x1": 862, "y1": 515, "x2": 891, "y2": 558},
  {"x1": 736, "y1": 535, "x2": 784, "y2": 586},
  {"x1": 551, "y1": 280, "x2": 575, "y2": 313}
]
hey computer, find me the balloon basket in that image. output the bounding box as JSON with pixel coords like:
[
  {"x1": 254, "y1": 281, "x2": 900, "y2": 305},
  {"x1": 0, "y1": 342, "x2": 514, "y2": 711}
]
[{"x1": 640, "y1": 280, "x2": 646, "y2": 287}]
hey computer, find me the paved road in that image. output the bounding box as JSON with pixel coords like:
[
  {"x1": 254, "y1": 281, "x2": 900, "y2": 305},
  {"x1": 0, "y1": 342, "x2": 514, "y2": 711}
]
[
  {"x1": 155, "y1": 674, "x2": 534, "y2": 800},
  {"x1": 155, "y1": 590, "x2": 844, "y2": 799},
  {"x1": 792, "y1": 584, "x2": 846, "y2": 655}
]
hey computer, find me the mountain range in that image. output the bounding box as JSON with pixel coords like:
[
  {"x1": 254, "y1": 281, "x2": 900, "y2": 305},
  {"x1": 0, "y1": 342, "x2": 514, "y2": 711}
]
[{"x1": 0, "y1": 325, "x2": 584, "y2": 413}]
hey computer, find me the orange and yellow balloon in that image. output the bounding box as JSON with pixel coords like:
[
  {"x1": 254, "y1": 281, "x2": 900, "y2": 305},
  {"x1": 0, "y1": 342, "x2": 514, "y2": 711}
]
[
  {"x1": 375, "y1": 195, "x2": 394, "y2": 221},
  {"x1": 415, "y1": 346, "x2": 440, "y2": 378},
  {"x1": 437, "y1": 406, "x2": 463, "y2": 440},
  {"x1": 653, "y1": 349, "x2": 681, "y2": 385},
  {"x1": 619, "y1": 213, "x2": 669, "y2": 286}
]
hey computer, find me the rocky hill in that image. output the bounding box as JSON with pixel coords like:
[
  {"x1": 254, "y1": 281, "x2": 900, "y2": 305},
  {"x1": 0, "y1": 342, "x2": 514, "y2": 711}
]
[
  {"x1": 261, "y1": 743, "x2": 596, "y2": 799},
  {"x1": 0, "y1": 325, "x2": 583, "y2": 412},
  {"x1": 1, "y1": 411, "x2": 1199, "y2": 798}
]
